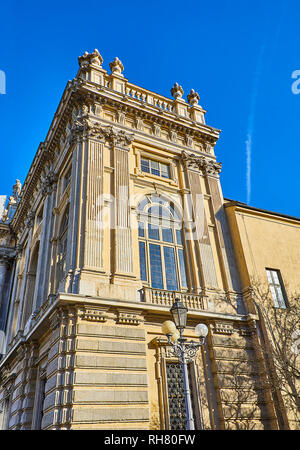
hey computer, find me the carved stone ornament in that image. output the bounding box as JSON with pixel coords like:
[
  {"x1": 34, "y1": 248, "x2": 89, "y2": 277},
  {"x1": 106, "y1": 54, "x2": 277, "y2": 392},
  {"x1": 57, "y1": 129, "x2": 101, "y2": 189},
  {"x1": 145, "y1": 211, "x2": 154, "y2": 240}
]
[
  {"x1": 171, "y1": 82, "x2": 184, "y2": 100},
  {"x1": 109, "y1": 57, "x2": 124, "y2": 75},
  {"x1": 181, "y1": 151, "x2": 222, "y2": 176},
  {"x1": 40, "y1": 170, "x2": 58, "y2": 196},
  {"x1": 12, "y1": 179, "x2": 22, "y2": 201},
  {"x1": 78, "y1": 306, "x2": 108, "y2": 323},
  {"x1": 0, "y1": 248, "x2": 15, "y2": 264},
  {"x1": 1, "y1": 209, "x2": 8, "y2": 223},
  {"x1": 25, "y1": 210, "x2": 35, "y2": 229},
  {"x1": 213, "y1": 321, "x2": 233, "y2": 335},
  {"x1": 116, "y1": 309, "x2": 143, "y2": 325},
  {"x1": 70, "y1": 119, "x2": 134, "y2": 148},
  {"x1": 78, "y1": 49, "x2": 103, "y2": 68},
  {"x1": 187, "y1": 89, "x2": 200, "y2": 106}
]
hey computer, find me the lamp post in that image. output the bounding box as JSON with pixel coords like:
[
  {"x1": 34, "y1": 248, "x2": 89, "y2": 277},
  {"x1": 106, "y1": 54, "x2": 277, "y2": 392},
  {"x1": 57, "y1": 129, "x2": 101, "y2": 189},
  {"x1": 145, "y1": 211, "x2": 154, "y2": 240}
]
[{"x1": 161, "y1": 298, "x2": 209, "y2": 430}]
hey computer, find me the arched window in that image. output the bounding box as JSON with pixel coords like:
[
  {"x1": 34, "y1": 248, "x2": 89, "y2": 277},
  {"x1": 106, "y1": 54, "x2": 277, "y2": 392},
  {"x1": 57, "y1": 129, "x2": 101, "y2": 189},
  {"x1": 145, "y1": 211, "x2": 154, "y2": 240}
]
[
  {"x1": 23, "y1": 241, "x2": 40, "y2": 326},
  {"x1": 137, "y1": 194, "x2": 188, "y2": 291},
  {"x1": 57, "y1": 206, "x2": 69, "y2": 285}
]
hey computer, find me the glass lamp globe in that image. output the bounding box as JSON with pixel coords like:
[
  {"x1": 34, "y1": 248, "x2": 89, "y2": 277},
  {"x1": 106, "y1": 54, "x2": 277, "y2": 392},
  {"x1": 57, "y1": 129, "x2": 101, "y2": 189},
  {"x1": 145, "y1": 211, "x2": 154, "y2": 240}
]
[
  {"x1": 161, "y1": 320, "x2": 177, "y2": 336},
  {"x1": 195, "y1": 323, "x2": 209, "y2": 338},
  {"x1": 170, "y1": 329, "x2": 180, "y2": 343}
]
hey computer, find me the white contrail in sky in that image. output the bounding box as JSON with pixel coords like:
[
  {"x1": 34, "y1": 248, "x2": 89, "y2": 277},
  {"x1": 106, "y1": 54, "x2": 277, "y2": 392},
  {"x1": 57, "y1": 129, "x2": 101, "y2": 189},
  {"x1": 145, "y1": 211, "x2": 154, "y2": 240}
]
[{"x1": 246, "y1": 43, "x2": 265, "y2": 205}]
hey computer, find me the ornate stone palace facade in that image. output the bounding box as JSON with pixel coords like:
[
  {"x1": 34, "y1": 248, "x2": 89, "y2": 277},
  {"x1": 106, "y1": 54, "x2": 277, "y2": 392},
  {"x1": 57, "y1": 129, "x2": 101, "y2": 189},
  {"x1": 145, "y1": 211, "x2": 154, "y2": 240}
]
[{"x1": 0, "y1": 49, "x2": 299, "y2": 430}]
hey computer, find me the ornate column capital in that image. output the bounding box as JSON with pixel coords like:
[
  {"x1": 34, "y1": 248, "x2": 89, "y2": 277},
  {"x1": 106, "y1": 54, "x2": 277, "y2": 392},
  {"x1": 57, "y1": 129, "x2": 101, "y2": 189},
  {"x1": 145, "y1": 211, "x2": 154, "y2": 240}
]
[
  {"x1": 40, "y1": 170, "x2": 58, "y2": 197},
  {"x1": 106, "y1": 126, "x2": 134, "y2": 149},
  {"x1": 181, "y1": 151, "x2": 222, "y2": 176},
  {"x1": 25, "y1": 210, "x2": 35, "y2": 229}
]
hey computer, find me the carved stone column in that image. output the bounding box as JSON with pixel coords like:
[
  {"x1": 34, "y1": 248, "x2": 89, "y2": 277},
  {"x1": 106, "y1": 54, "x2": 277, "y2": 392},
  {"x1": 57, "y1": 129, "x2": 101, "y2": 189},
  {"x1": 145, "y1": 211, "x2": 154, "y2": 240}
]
[
  {"x1": 64, "y1": 117, "x2": 106, "y2": 295},
  {"x1": 199, "y1": 158, "x2": 242, "y2": 300},
  {"x1": 109, "y1": 127, "x2": 135, "y2": 282},
  {"x1": 181, "y1": 152, "x2": 219, "y2": 292},
  {"x1": 32, "y1": 171, "x2": 58, "y2": 314},
  {"x1": 17, "y1": 218, "x2": 34, "y2": 332}
]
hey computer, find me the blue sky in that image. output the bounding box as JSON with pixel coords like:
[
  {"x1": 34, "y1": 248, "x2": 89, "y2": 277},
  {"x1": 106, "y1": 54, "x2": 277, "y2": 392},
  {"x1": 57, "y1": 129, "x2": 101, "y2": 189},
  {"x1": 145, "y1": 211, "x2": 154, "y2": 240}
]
[{"x1": 1, "y1": 0, "x2": 300, "y2": 217}]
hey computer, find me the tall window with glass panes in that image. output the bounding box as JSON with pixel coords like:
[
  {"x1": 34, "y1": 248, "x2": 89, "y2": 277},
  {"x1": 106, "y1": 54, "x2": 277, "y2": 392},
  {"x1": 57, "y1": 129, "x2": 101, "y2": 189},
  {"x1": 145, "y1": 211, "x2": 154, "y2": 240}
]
[{"x1": 137, "y1": 195, "x2": 188, "y2": 292}]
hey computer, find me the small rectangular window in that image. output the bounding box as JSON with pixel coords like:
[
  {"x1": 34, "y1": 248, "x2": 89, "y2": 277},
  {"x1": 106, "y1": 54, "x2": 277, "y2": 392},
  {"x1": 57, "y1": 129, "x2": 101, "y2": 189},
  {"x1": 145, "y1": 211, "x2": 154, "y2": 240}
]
[
  {"x1": 141, "y1": 157, "x2": 170, "y2": 179},
  {"x1": 266, "y1": 268, "x2": 287, "y2": 308}
]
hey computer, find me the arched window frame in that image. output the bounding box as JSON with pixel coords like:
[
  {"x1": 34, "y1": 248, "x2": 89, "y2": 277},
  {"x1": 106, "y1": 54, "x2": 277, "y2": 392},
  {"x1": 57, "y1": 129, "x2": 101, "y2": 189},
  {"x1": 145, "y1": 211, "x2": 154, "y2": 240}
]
[{"x1": 137, "y1": 194, "x2": 188, "y2": 292}]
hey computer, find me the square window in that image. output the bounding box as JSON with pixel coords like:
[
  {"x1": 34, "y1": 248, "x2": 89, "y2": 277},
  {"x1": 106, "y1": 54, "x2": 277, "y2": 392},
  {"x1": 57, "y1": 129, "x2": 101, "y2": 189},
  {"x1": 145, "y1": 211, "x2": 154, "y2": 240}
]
[{"x1": 140, "y1": 157, "x2": 170, "y2": 179}]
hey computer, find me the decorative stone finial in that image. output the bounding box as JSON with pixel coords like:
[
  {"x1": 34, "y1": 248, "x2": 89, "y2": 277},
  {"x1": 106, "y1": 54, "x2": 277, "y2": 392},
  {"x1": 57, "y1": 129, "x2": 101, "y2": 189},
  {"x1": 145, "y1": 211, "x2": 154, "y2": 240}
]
[
  {"x1": 12, "y1": 179, "x2": 22, "y2": 199},
  {"x1": 109, "y1": 57, "x2": 124, "y2": 75},
  {"x1": 171, "y1": 82, "x2": 184, "y2": 100},
  {"x1": 187, "y1": 89, "x2": 200, "y2": 106},
  {"x1": 78, "y1": 49, "x2": 103, "y2": 68}
]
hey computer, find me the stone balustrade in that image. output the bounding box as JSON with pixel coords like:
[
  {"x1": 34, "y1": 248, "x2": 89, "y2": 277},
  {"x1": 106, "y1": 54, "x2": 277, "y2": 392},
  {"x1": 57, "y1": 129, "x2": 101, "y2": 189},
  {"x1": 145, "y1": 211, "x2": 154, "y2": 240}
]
[{"x1": 142, "y1": 287, "x2": 206, "y2": 310}]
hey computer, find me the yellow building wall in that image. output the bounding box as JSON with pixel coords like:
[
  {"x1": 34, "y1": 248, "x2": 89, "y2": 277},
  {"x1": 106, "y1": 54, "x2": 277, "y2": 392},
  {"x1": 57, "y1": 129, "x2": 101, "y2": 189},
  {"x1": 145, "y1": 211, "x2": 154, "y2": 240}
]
[{"x1": 225, "y1": 204, "x2": 300, "y2": 295}]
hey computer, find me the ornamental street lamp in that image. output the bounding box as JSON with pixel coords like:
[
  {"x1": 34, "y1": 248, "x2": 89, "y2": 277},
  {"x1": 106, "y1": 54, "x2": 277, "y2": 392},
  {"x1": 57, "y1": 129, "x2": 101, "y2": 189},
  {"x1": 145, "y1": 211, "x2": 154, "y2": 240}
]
[{"x1": 161, "y1": 298, "x2": 209, "y2": 431}]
